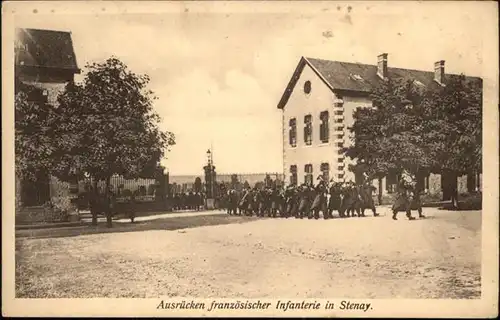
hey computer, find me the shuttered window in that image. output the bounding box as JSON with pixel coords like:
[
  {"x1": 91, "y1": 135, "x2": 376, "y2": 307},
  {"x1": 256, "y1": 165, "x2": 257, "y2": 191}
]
[
  {"x1": 304, "y1": 164, "x2": 313, "y2": 185},
  {"x1": 289, "y1": 118, "x2": 297, "y2": 147},
  {"x1": 290, "y1": 165, "x2": 298, "y2": 186},
  {"x1": 304, "y1": 115, "x2": 312, "y2": 145},
  {"x1": 319, "y1": 111, "x2": 329, "y2": 143}
]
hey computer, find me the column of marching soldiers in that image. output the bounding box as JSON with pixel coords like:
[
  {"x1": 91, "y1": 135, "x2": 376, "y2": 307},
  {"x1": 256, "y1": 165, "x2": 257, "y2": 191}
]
[{"x1": 220, "y1": 174, "x2": 426, "y2": 221}]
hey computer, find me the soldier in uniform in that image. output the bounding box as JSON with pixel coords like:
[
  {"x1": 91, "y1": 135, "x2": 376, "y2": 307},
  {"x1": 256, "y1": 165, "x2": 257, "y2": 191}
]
[
  {"x1": 391, "y1": 170, "x2": 422, "y2": 220},
  {"x1": 310, "y1": 175, "x2": 328, "y2": 219},
  {"x1": 327, "y1": 180, "x2": 343, "y2": 218},
  {"x1": 297, "y1": 183, "x2": 311, "y2": 219}
]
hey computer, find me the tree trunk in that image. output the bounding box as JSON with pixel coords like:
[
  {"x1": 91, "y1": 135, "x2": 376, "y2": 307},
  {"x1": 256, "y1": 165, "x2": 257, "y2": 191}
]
[
  {"x1": 450, "y1": 171, "x2": 459, "y2": 209},
  {"x1": 91, "y1": 178, "x2": 98, "y2": 226},
  {"x1": 105, "y1": 176, "x2": 112, "y2": 228},
  {"x1": 378, "y1": 177, "x2": 383, "y2": 205}
]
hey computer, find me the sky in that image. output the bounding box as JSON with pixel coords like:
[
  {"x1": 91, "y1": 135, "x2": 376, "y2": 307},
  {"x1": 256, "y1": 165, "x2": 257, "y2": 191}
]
[{"x1": 11, "y1": 1, "x2": 495, "y2": 176}]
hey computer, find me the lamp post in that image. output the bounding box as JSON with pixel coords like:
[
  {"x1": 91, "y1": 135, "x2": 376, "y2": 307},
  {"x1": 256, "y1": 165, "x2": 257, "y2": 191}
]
[{"x1": 206, "y1": 149, "x2": 214, "y2": 199}]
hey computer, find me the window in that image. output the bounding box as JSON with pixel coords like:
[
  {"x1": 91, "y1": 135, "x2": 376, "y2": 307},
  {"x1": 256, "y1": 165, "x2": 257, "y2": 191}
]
[
  {"x1": 289, "y1": 118, "x2": 297, "y2": 147},
  {"x1": 349, "y1": 73, "x2": 365, "y2": 82},
  {"x1": 304, "y1": 115, "x2": 312, "y2": 145},
  {"x1": 290, "y1": 165, "x2": 298, "y2": 186},
  {"x1": 304, "y1": 81, "x2": 311, "y2": 94},
  {"x1": 319, "y1": 111, "x2": 329, "y2": 143},
  {"x1": 335, "y1": 118, "x2": 343, "y2": 123},
  {"x1": 338, "y1": 173, "x2": 345, "y2": 180},
  {"x1": 320, "y1": 163, "x2": 330, "y2": 182},
  {"x1": 304, "y1": 164, "x2": 313, "y2": 185}
]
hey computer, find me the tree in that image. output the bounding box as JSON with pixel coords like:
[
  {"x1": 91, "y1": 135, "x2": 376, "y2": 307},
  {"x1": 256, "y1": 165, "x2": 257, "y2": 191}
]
[
  {"x1": 345, "y1": 75, "x2": 482, "y2": 208},
  {"x1": 50, "y1": 57, "x2": 175, "y2": 227},
  {"x1": 422, "y1": 75, "x2": 482, "y2": 207},
  {"x1": 346, "y1": 78, "x2": 433, "y2": 178},
  {"x1": 15, "y1": 82, "x2": 57, "y2": 182},
  {"x1": 194, "y1": 177, "x2": 202, "y2": 193}
]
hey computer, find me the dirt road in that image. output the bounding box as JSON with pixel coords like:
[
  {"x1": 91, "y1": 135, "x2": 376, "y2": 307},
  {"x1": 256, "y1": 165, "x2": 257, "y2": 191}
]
[{"x1": 15, "y1": 208, "x2": 481, "y2": 298}]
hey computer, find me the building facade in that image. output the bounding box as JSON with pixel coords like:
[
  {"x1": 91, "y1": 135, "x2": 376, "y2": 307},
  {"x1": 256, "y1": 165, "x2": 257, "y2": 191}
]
[
  {"x1": 278, "y1": 54, "x2": 482, "y2": 198},
  {"x1": 15, "y1": 28, "x2": 80, "y2": 212}
]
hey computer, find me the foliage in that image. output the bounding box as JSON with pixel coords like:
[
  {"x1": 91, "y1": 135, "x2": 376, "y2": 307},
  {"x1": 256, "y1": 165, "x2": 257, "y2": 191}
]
[
  {"x1": 122, "y1": 189, "x2": 133, "y2": 197},
  {"x1": 15, "y1": 84, "x2": 57, "y2": 181},
  {"x1": 421, "y1": 75, "x2": 482, "y2": 175},
  {"x1": 194, "y1": 177, "x2": 202, "y2": 193},
  {"x1": 50, "y1": 57, "x2": 175, "y2": 183},
  {"x1": 345, "y1": 75, "x2": 482, "y2": 181},
  {"x1": 147, "y1": 184, "x2": 156, "y2": 195}
]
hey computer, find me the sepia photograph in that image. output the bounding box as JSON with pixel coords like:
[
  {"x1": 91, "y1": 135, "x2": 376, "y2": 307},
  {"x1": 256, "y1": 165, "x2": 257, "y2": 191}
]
[{"x1": 2, "y1": 0, "x2": 498, "y2": 317}]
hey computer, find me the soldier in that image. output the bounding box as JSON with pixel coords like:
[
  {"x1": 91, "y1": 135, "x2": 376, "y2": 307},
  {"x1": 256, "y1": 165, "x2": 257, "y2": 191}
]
[
  {"x1": 310, "y1": 175, "x2": 328, "y2": 219},
  {"x1": 358, "y1": 181, "x2": 379, "y2": 217},
  {"x1": 297, "y1": 183, "x2": 311, "y2": 219},
  {"x1": 391, "y1": 170, "x2": 421, "y2": 220}
]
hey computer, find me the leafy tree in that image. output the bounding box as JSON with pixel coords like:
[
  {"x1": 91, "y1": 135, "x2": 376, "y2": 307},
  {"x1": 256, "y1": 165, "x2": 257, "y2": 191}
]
[
  {"x1": 15, "y1": 82, "x2": 57, "y2": 182},
  {"x1": 50, "y1": 57, "x2": 175, "y2": 227},
  {"x1": 422, "y1": 74, "x2": 482, "y2": 207},
  {"x1": 345, "y1": 75, "x2": 482, "y2": 208},
  {"x1": 194, "y1": 177, "x2": 202, "y2": 193},
  {"x1": 346, "y1": 78, "x2": 432, "y2": 180}
]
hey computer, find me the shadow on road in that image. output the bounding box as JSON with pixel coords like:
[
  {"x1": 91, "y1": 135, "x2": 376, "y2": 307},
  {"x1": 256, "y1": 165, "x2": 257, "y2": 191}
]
[{"x1": 16, "y1": 214, "x2": 260, "y2": 240}]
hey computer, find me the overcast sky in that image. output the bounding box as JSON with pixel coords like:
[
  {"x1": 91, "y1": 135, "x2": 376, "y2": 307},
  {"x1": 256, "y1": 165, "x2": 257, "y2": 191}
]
[{"x1": 12, "y1": 1, "x2": 494, "y2": 175}]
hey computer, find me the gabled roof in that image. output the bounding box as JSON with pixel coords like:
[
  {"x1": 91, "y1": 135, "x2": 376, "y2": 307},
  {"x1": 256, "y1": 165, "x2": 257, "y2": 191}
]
[
  {"x1": 277, "y1": 56, "x2": 482, "y2": 109},
  {"x1": 15, "y1": 28, "x2": 80, "y2": 73}
]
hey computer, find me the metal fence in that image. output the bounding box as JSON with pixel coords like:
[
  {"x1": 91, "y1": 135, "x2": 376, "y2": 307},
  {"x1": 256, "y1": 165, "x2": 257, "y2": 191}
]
[{"x1": 78, "y1": 175, "x2": 157, "y2": 195}]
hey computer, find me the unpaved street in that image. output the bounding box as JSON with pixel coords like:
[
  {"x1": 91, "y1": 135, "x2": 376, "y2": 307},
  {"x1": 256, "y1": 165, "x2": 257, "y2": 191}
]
[{"x1": 16, "y1": 208, "x2": 481, "y2": 299}]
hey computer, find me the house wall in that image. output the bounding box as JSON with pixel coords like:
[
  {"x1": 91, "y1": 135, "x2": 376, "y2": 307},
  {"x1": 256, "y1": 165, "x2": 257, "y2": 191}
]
[
  {"x1": 17, "y1": 73, "x2": 68, "y2": 107},
  {"x1": 282, "y1": 63, "x2": 339, "y2": 185}
]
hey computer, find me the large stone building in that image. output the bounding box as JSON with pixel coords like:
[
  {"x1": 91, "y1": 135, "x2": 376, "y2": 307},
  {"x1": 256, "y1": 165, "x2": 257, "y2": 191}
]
[
  {"x1": 277, "y1": 54, "x2": 482, "y2": 199},
  {"x1": 15, "y1": 28, "x2": 80, "y2": 216}
]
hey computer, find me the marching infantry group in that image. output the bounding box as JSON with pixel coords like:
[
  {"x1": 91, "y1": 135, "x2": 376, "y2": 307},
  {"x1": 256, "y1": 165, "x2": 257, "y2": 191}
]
[
  {"x1": 221, "y1": 172, "x2": 425, "y2": 221},
  {"x1": 169, "y1": 191, "x2": 205, "y2": 211}
]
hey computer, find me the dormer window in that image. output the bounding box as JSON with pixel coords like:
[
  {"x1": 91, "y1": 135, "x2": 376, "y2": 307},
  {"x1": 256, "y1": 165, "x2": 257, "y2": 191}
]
[
  {"x1": 349, "y1": 73, "x2": 364, "y2": 82},
  {"x1": 304, "y1": 81, "x2": 311, "y2": 94}
]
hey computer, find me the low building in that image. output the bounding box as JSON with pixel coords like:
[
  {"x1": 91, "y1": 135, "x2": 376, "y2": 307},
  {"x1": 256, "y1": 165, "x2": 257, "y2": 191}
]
[{"x1": 277, "y1": 53, "x2": 482, "y2": 199}]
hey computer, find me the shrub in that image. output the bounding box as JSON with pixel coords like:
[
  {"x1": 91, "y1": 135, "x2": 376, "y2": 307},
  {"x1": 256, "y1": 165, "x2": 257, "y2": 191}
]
[
  {"x1": 122, "y1": 189, "x2": 132, "y2": 197},
  {"x1": 148, "y1": 184, "x2": 156, "y2": 195}
]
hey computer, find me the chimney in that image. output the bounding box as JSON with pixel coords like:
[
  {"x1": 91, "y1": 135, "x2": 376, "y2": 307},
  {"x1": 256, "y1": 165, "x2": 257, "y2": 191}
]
[
  {"x1": 377, "y1": 53, "x2": 388, "y2": 79},
  {"x1": 434, "y1": 60, "x2": 445, "y2": 85}
]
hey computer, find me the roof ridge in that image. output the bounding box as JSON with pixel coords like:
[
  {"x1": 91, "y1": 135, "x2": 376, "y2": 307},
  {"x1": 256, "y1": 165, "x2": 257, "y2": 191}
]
[
  {"x1": 18, "y1": 27, "x2": 72, "y2": 34},
  {"x1": 306, "y1": 56, "x2": 480, "y2": 78}
]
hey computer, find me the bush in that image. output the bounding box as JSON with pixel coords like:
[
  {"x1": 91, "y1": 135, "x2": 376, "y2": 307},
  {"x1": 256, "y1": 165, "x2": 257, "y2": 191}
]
[
  {"x1": 148, "y1": 184, "x2": 156, "y2": 195},
  {"x1": 122, "y1": 189, "x2": 132, "y2": 197}
]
